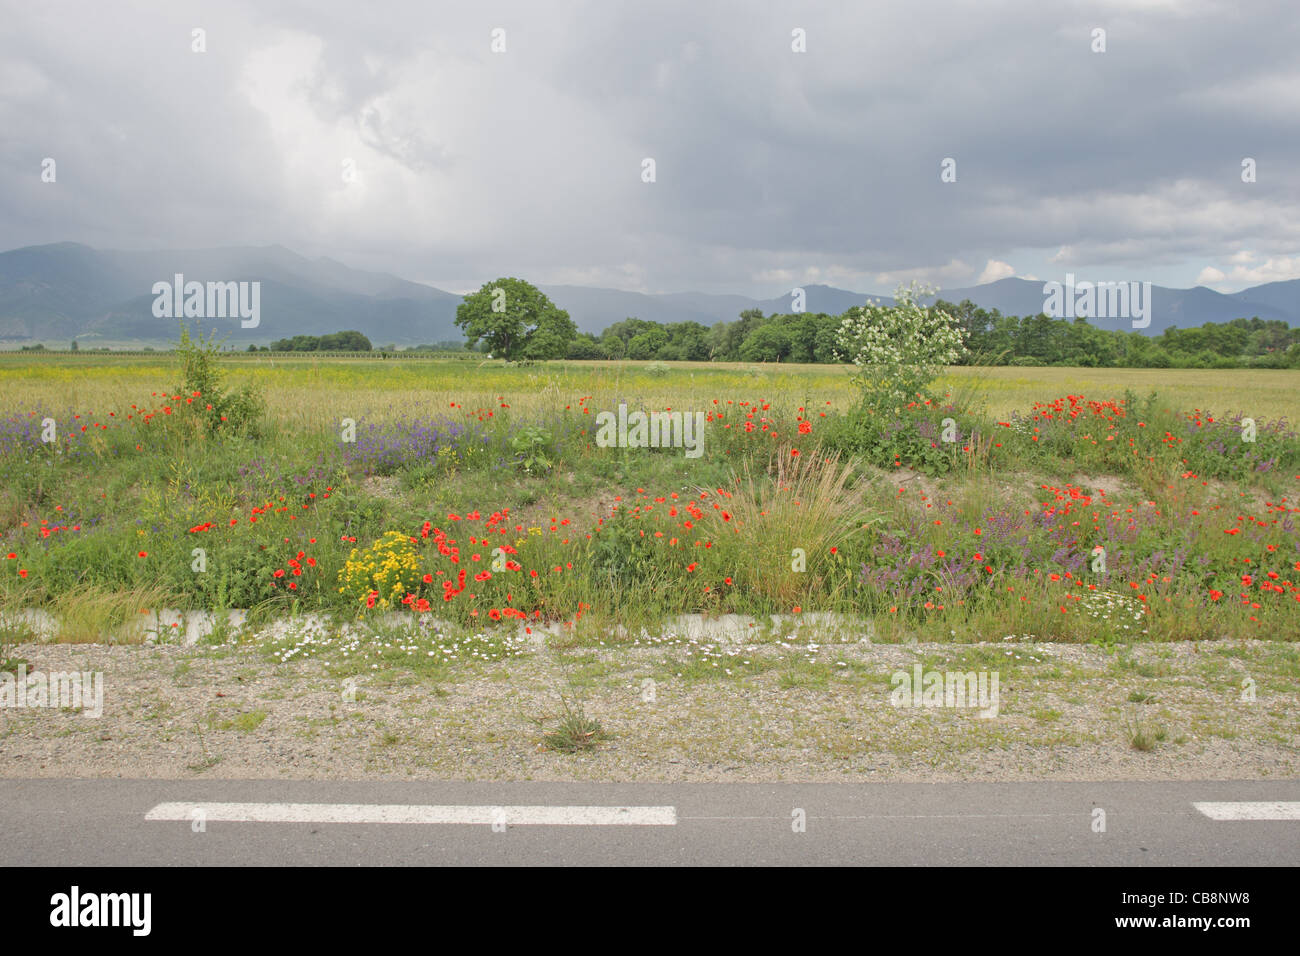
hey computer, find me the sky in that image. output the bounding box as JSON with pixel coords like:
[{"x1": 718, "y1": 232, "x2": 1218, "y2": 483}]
[{"x1": 2, "y1": 0, "x2": 1298, "y2": 298}]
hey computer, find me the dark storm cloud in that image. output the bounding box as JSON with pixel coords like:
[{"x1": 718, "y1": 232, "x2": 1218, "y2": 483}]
[{"x1": 2, "y1": 0, "x2": 1297, "y2": 295}]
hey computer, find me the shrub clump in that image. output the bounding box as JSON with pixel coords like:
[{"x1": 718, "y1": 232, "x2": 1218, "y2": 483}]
[
  {"x1": 835, "y1": 282, "x2": 967, "y2": 414},
  {"x1": 175, "y1": 323, "x2": 266, "y2": 436}
]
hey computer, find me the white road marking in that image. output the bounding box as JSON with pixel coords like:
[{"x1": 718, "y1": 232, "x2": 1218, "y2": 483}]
[
  {"x1": 681, "y1": 813, "x2": 1083, "y2": 820},
  {"x1": 1194, "y1": 801, "x2": 1300, "y2": 820},
  {"x1": 145, "y1": 802, "x2": 677, "y2": 826}
]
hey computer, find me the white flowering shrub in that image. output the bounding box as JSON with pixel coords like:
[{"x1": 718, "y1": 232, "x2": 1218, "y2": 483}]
[{"x1": 835, "y1": 282, "x2": 968, "y2": 412}]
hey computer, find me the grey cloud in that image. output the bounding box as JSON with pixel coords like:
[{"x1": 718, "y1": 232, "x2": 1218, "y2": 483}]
[{"x1": 1, "y1": 0, "x2": 1297, "y2": 295}]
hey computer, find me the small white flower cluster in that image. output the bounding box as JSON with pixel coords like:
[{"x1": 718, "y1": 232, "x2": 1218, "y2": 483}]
[
  {"x1": 835, "y1": 282, "x2": 967, "y2": 410},
  {"x1": 1079, "y1": 589, "x2": 1148, "y2": 634},
  {"x1": 265, "y1": 623, "x2": 531, "y2": 668}
]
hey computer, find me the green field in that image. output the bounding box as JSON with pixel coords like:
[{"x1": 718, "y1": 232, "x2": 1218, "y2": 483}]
[
  {"x1": 4, "y1": 353, "x2": 1298, "y2": 425},
  {"x1": 1, "y1": 352, "x2": 1296, "y2": 656}
]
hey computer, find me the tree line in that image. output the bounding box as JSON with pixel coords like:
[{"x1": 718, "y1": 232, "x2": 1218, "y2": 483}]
[
  {"x1": 941, "y1": 302, "x2": 1299, "y2": 369},
  {"x1": 453, "y1": 278, "x2": 1299, "y2": 369},
  {"x1": 262, "y1": 330, "x2": 374, "y2": 352},
  {"x1": 573, "y1": 301, "x2": 1299, "y2": 369}
]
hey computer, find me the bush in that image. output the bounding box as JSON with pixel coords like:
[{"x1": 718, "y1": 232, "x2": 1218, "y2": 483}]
[
  {"x1": 835, "y1": 283, "x2": 967, "y2": 413},
  {"x1": 175, "y1": 323, "x2": 265, "y2": 436},
  {"x1": 508, "y1": 424, "x2": 554, "y2": 475},
  {"x1": 590, "y1": 505, "x2": 661, "y2": 589},
  {"x1": 565, "y1": 337, "x2": 602, "y2": 360}
]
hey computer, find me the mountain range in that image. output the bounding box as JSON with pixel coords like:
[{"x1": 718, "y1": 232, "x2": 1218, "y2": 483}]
[{"x1": 0, "y1": 242, "x2": 1294, "y2": 347}]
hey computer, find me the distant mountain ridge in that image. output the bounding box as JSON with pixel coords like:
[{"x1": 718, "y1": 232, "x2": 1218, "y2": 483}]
[
  {"x1": 0, "y1": 242, "x2": 1294, "y2": 346},
  {"x1": 0, "y1": 242, "x2": 461, "y2": 345}
]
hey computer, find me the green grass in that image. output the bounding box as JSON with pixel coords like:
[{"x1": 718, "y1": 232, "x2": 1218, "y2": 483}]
[
  {"x1": 535, "y1": 693, "x2": 607, "y2": 753},
  {"x1": 1124, "y1": 710, "x2": 1168, "y2": 751},
  {"x1": 210, "y1": 709, "x2": 267, "y2": 732}
]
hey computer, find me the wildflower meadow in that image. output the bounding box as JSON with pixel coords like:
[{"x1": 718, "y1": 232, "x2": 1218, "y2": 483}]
[{"x1": 1, "y1": 321, "x2": 1296, "y2": 656}]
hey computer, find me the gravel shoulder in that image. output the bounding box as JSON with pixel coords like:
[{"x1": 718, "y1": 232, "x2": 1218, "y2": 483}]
[{"x1": 2, "y1": 626, "x2": 1296, "y2": 782}]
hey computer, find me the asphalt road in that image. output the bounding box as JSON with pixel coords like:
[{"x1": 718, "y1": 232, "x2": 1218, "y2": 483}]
[{"x1": 1, "y1": 778, "x2": 1296, "y2": 866}]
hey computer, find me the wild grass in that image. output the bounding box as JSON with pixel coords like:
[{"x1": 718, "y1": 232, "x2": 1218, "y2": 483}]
[
  {"x1": 1124, "y1": 709, "x2": 1168, "y2": 751},
  {"x1": 46, "y1": 584, "x2": 172, "y2": 644},
  {"x1": 534, "y1": 690, "x2": 607, "y2": 753},
  {"x1": 716, "y1": 450, "x2": 874, "y2": 610}
]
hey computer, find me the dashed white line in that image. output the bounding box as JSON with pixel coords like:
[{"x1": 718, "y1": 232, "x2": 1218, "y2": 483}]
[
  {"x1": 145, "y1": 802, "x2": 677, "y2": 826},
  {"x1": 1193, "y1": 801, "x2": 1300, "y2": 821}
]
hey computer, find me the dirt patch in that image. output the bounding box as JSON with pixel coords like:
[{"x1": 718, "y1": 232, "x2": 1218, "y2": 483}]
[
  {"x1": 2, "y1": 632, "x2": 1294, "y2": 782},
  {"x1": 361, "y1": 474, "x2": 403, "y2": 500}
]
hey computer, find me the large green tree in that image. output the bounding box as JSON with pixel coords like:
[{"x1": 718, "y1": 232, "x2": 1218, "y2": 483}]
[
  {"x1": 739, "y1": 323, "x2": 793, "y2": 362},
  {"x1": 455, "y1": 278, "x2": 577, "y2": 360},
  {"x1": 666, "y1": 321, "x2": 711, "y2": 361},
  {"x1": 627, "y1": 326, "x2": 669, "y2": 360}
]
